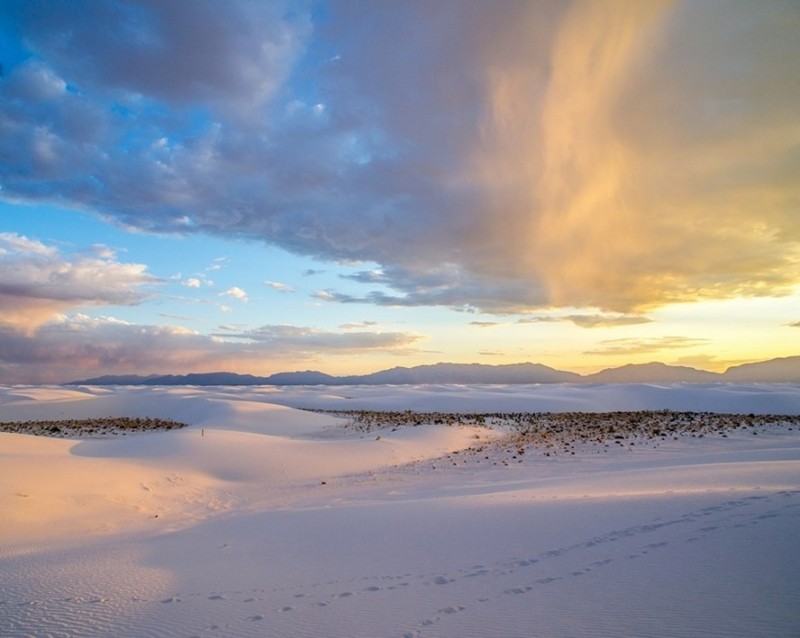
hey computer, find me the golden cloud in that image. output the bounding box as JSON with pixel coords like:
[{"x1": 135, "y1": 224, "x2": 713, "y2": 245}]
[{"x1": 468, "y1": 0, "x2": 800, "y2": 313}]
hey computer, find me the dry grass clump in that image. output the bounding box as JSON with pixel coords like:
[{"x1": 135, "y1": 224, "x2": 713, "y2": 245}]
[{"x1": 0, "y1": 416, "x2": 188, "y2": 438}]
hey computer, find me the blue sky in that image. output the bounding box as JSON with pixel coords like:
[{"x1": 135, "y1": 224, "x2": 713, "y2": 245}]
[{"x1": 1, "y1": 0, "x2": 798, "y2": 383}]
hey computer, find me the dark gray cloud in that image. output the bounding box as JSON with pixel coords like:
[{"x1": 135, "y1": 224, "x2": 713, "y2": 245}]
[{"x1": 4, "y1": 0, "x2": 308, "y2": 114}]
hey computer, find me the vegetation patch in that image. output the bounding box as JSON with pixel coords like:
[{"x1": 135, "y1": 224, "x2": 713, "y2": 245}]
[
  {"x1": 0, "y1": 417, "x2": 189, "y2": 438},
  {"x1": 308, "y1": 409, "x2": 800, "y2": 462}
]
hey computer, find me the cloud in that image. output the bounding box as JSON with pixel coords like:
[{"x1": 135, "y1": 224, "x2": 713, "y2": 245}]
[
  {"x1": 0, "y1": 315, "x2": 425, "y2": 384},
  {"x1": 0, "y1": 232, "x2": 158, "y2": 330},
  {"x1": 517, "y1": 313, "x2": 652, "y2": 328},
  {"x1": 3, "y1": 0, "x2": 310, "y2": 119},
  {"x1": 207, "y1": 258, "x2": 229, "y2": 272},
  {"x1": 0, "y1": 315, "x2": 221, "y2": 383},
  {"x1": 264, "y1": 280, "x2": 295, "y2": 293},
  {"x1": 313, "y1": 263, "x2": 543, "y2": 313},
  {"x1": 470, "y1": 321, "x2": 499, "y2": 328},
  {"x1": 216, "y1": 324, "x2": 423, "y2": 354},
  {"x1": 2, "y1": 1, "x2": 798, "y2": 314},
  {"x1": 221, "y1": 286, "x2": 248, "y2": 301},
  {"x1": 158, "y1": 312, "x2": 200, "y2": 323},
  {"x1": 184, "y1": 278, "x2": 202, "y2": 288},
  {"x1": 339, "y1": 321, "x2": 378, "y2": 330},
  {"x1": 583, "y1": 336, "x2": 709, "y2": 357},
  {"x1": 341, "y1": 269, "x2": 386, "y2": 284}
]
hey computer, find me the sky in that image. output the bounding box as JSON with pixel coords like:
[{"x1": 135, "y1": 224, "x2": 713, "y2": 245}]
[{"x1": 0, "y1": 0, "x2": 799, "y2": 384}]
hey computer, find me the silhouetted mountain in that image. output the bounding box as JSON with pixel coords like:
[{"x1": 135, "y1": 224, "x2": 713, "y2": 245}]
[
  {"x1": 265, "y1": 371, "x2": 339, "y2": 385},
  {"x1": 584, "y1": 362, "x2": 721, "y2": 383},
  {"x1": 65, "y1": 357, "x2": 799, "y2": 386},
  {"x1": 344, "y1": 362, "x2": 580, "y2": 385},
  {"x1": 66, "y1": 362, "x2": 579, "y2": 386},
  {"x1": 722, "y1": 356, "x2": 800, "y2": 382},
  {"x1": 68, "y1": 374, "x2": 159, "y2": 385},
  {"x1": 145, "y1": 372, "x2": 265, "y2": 385}
]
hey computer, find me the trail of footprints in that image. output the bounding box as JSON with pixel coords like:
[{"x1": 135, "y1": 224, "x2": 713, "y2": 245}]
[
  {"x1": 4, "y1": 490, "x2": 797, "y2": 638},
  {"x1": 156, "y1": 490, "x2": 800, "y2": 636}
]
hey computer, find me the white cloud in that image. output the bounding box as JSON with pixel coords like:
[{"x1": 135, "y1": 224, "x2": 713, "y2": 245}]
[
  {"x1": 0, "y1": 232, "x2": 56, "y2": 256},
  {"x1": 207, "y1": 257, "x2": 229, "y2": 272},
  {"x1": 185, "y1": 278, "x2": 202, "y2": 288},
  {"x1": 0, "y1": 233, "x2": 159, "y2": 330},
  {"x1": 221, "y1": 286, "x2": 248, "y2": 301},
  {"x1": 264, "y1": 280, "x2": 295, "y2": 293},
  {"x1": 312, "y1": 290, "x2": 335, "y2": 301}
]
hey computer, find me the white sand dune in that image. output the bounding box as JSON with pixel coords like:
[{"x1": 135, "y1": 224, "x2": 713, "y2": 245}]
[{"x1": 1, "y1": 384, "x2": 799, "y2": 637}]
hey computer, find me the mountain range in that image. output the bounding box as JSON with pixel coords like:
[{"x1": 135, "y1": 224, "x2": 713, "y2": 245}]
[{"x1": 65, "y1": 356, "x2": 800, "y2": 386}]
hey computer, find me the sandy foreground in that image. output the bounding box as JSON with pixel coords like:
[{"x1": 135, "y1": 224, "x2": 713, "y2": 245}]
[{"x1": 1, "y1": 383, "x2": 799, "y2": 638}]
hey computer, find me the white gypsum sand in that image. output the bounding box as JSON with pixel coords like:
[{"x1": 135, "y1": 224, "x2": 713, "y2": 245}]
[{"x1": 1, "y1": 383, "x2": 799, "y2": 638}]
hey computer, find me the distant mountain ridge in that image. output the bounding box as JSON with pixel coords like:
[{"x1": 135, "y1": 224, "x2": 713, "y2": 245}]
[
  {"x1": 65, "y1": 357, "x2": 800, "y2": 386},
  {"x1": 584, "y1": 362, "x2": 722, "y2": 383}
]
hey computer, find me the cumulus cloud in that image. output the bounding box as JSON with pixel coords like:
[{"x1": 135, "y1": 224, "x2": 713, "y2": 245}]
[
  {"x1": 221, "y1": 286, "x2": 248, "y2": 301},
  {"x1": 0, "y1": 232, "x2": 158, "y2": 330},
  {"x1": 1, "y1": 1, "x2": 798, "y2": 314}
]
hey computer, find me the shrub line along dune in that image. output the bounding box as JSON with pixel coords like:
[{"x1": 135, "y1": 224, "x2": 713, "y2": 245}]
[
  {"x1": 309, "y1": 409, "x2": 800, "y2": 460},
  {"x1": 0, "y1": 416, "x2": 188, "y2": 438}
]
